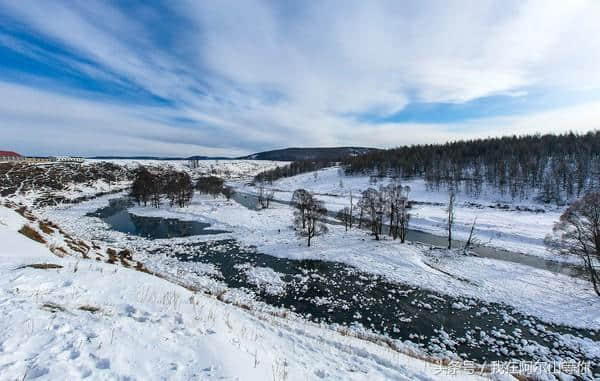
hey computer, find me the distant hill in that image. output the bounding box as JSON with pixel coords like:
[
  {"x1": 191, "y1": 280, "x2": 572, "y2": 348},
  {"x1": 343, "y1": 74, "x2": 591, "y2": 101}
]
[
  {"x1": 238, "y1": 147, "x2": 378, "y2": 161},
  {"x1": 88, "y1": 155, "x2": 229, "y2": 161},
  {"x1": 89, "y1": 147, "x2": 378, "y2": 162}
]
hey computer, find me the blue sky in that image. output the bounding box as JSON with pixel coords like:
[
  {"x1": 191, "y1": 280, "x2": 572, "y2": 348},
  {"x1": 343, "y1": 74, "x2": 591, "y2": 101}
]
[{"x1": 1, "y1": 1, "x2": 599, "y2": 156}]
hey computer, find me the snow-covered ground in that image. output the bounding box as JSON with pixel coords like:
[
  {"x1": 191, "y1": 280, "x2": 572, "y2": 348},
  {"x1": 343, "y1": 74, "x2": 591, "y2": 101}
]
[
  {"x1": 0, "y1": 161, "x2": 132, "y2": 208},
  {"x1": 46, "y1": 188, "x2": 600, "y2": 337},
  {"x1": 1, "y1": 205, "x2": 490, "y2": 381},
  {"x1": 239, "y1": 166, "x2": 572, "y2": 263},
  {"x1": 4, "y1": 159, "x2": 599, "y2": 380}
]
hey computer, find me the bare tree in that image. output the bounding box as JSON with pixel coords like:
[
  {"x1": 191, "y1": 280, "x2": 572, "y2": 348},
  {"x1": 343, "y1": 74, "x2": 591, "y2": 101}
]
[
  {"x1": 463, "y1": 217, "x2": 480, "y2": 254},
  {"x1": 382, "y1": 184, "x2": 402, "y2": 239},
  {"x1": 175, "y1": 172, "x2": 194, "y2": 207},
  {"x1": 546, "y1": 191, "x2": 600, "y2": 296},
  {"x1": 336, "y1": 207, "x2": 351, "y2": 231},
  {"x1": 131, "y1": 168, "x2": 154, "y2": 206},
  {"x1": 360, "y1": 188, "x2": 384, "y2": 240},
  {"x1": 257, "y1": 182, "x2": 265, "y2": 208},
  {"x1": 291, "y1": 189, "x2": 311, "y2": 228},
  {"x1": 381, "y1": 184, "x2": 396, "y2": 238},
  {"x1": 151, "y1": 176, "x2": 163, "y2": 208},
  {"x1": 396, "y1": 196, "x2": 410, "y2": 243},
  {"x1": 349, "y1": 191, "x2": 354, "y2": 229},
  {"x1": 257, "y1": 180, "x2": 275, "y2": 208},
  {"x1": 446, "y1": 187, "x2": 456, "y2": 249},
  {"x1": 357, "y1": 193, "x2": 365, "y2": 228},
  {"x1": 295, "y1": 194, "x2": 328, "y2": 246},
  {"x1": 222, "y1": 186, "x2": 234, "y2": 201},
  {"x1": 265, "y1": 189, "x2": 274, "y2": 208}
]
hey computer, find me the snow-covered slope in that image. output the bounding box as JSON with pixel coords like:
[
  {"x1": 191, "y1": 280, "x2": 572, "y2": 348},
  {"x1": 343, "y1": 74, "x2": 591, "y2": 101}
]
[
  {"x1": 0, "y1": 205, "x2": 487, "y2": 380},
  {"x1": 87, "y1": 159, "x2": 287, "y2": 182}
]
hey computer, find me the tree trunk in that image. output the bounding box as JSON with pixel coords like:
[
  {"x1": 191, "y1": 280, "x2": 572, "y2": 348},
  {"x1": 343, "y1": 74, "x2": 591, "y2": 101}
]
[
  {"x1": 448, "y1": 230, "x2": 452, "y2": 249},
  {"x1": 584, "y1": 255, "x2": 600, "y2": 296},
  {"x1": 389, "y1": 204, "x2": 395, "y2": 238},
  {"x1": 349, "y1": 193, "x2": 353, "y2": 228}
]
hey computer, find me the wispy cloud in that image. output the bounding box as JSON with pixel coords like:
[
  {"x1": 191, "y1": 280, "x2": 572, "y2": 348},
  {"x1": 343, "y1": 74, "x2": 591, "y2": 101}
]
[{"x1": 0, "y1": 1, "x2": 599, "y2": 155}]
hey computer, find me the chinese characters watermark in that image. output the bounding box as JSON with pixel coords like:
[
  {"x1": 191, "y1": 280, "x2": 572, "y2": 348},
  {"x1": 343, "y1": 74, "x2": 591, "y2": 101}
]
[{"x1": 431, "y1": 359, "x2": 591, "y2": 377}]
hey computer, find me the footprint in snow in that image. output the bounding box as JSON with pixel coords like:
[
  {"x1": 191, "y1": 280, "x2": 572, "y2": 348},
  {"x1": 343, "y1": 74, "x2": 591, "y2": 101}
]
[{"x1": 96, "y1": 358, "x2": 110, "y2": 369}]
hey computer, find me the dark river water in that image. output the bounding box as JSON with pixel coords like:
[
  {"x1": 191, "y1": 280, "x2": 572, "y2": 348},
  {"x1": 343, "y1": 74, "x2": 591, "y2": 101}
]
[
  {"x1": 91, "y1": 197, "x2": 600, "y2": 377},
  {"x1": 87, "y1": 198, "x2": 229, "y2": 238}
]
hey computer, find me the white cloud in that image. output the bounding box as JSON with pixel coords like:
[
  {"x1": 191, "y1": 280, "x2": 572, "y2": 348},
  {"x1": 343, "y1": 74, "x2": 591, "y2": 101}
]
[{"x1": 0, "y1": 1, "x2": 599, "y2": 155}]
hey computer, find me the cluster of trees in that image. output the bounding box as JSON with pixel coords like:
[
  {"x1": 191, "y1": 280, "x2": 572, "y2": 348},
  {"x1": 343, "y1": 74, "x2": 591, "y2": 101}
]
[
  {"x1": 257, "y1": 181, "x2": 275, "y2": 208},
  {"x1": 291, "y1": 189, "x2": 328, "y2": 246},
  {"x1": 195, "y1": 176, "x2": 233, "y2": 200},
  {"x1": 254, "y1": 160, "x2": 337, "y2": 184},
  {"x1": 354, "y1": 184, "x2": 411, "y2": 242},
  {"x1": 332, "y1": 183, "x2": 413, "y2": 242},
  {"x1": 130, "y1": 167, "x2": 194, "y2": 208},
  {"x1": 343, "y1": 132, "x2": 600, "y2": 203}
]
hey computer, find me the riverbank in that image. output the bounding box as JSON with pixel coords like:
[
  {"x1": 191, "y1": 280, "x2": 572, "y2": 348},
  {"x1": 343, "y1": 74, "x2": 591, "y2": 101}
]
[
  {"x1": 237, "y1": 166, "x2": 576, "y2": 264},
  {"x1": 47, "y1": 192, "x2": 600, "y2": 332}
]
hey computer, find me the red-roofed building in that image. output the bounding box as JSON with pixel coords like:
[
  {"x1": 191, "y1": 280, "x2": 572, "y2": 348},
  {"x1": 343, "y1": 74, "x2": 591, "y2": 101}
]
[
  {"x1": 0, "y1": 151, "x2": 56, "y2": 163},
  {"x1": 0, "y1": 151, "x2": 22, "y2": 161}
]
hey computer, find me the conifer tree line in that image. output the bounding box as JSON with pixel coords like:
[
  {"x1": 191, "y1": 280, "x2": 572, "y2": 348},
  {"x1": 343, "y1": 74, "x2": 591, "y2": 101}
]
[{"x1": 343, "y1": 131, "x2": 600, "y2": 203}]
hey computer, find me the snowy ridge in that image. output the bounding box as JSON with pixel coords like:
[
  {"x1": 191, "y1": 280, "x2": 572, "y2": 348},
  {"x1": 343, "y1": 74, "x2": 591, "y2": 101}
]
[{"x1": 88, "y1": 159, "x2": 287, "y2": 182}]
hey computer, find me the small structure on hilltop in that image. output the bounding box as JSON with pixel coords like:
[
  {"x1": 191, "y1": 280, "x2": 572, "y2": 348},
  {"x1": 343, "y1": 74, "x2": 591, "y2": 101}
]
[
  {"x1": 0, "y1": 151, "x2": 22, "y2": 162},
  {"x1": 25, "y1": 156, "x2": 54, "y2": 163},
  {"x1": 0, "y1": 151, "x2": 57, "y2": 163},
  {"x1": 54, "y1": 156, "x2": 85, "y2": 163}
]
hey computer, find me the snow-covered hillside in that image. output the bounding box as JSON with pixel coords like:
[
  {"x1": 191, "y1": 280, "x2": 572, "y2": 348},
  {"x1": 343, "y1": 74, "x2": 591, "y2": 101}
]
[{"x1": 88, "y1": 159, "x2": 286, "y2": 182}]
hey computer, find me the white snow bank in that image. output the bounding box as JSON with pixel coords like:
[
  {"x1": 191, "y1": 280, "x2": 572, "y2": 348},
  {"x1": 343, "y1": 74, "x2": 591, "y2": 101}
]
[{"x1": 0, "y1": 206, "x2": 51, "y2": 261}]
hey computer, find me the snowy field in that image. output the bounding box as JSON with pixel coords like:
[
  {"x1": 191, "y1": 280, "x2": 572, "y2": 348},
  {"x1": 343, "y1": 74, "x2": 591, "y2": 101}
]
[
  {"x1": 239, "y1": 166, "x2": 571, "y2": 263},
  {"x1": 0, "y1": 205, "x2": 491, "y2": 381},
  {"x1": 56, "y1": 191, "x2": 598, "y2": 332},
  {"x1": 3, "y1": 159, "x2": 599, "y2": 380}
]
